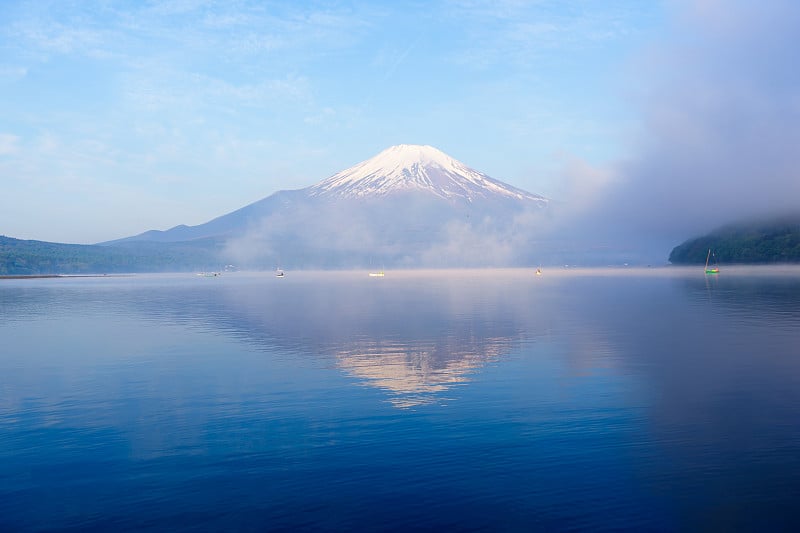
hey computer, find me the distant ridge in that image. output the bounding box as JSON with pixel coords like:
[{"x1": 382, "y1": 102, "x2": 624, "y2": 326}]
[{"x1": 0, "y1": 235, "x2": 218, "y2": 275}]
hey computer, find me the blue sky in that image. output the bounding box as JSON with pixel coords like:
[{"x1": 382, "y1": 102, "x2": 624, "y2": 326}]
[{"x1": 2, "y1": 1, "x2": 799, "y2": 247}]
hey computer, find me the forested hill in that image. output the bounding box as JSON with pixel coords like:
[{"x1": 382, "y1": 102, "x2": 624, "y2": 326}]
[
  {"x1": 669, "y1": 216, "x2": 800, "y2": 264},
  {"x1": 0, "y1": 235, "x2": 223, "y2": 275}
]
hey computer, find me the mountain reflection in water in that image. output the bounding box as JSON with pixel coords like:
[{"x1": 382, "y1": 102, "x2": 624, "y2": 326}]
[
  {"x1": 194, "y1": 270, "x2": 536, "y2": 407},
  {"x1": 336, "y1": 336, "x2": 513, "y2": 408}
]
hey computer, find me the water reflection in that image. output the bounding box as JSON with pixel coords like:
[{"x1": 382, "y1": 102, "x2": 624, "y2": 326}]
[
  {"x1": 336, "y1": 336, "x2": 513, "y2": 407},
  {"x1": 0, "y1": 272, "x2": 543, "y2": 408},
  {"x1": 5, "y1": 268, "x2": 799, "y2": 412},
  {"x1": 679, "y1": 265, "x2": 800, "y2": 326},
  {"x1": 553, "y1": 268, "x2": 800, "y2": 527},
  {"x1": 183, "y1": 271, "x2": 539, "y2": 407},
  {"x1": 3, "y1": 269, "x2": 800, "y2": 529}
]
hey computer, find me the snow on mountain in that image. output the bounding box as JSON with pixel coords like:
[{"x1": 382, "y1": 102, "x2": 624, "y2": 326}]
[{"x1": 307, "y1": 144, "x2": 547, "y2": 204}]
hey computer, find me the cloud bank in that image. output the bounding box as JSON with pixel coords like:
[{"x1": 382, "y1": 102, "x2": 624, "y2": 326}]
[{"x1": 563, "y1": 0, "x2": 800, "y2": 256}]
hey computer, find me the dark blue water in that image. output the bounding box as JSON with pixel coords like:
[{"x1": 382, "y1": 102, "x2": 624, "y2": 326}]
[{"x1": 2, "y1": 268, "x2": 799, "y2": 531}]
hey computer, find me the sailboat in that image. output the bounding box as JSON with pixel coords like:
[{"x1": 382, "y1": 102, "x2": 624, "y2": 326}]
[
  {"x1": 275, "y1": 267, "x2": 285, "y2": 278},
  {"x1": 704, "y1": 249, "x2": 719, "y2": 274}
]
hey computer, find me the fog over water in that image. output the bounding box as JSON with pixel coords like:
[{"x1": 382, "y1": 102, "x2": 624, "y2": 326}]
[{"x1": 554, "y1": 0, "x2": 800, "y2": 258}]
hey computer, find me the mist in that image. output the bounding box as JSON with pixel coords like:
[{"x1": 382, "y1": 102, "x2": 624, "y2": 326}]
[
  {"x1": 221, "y1": 195, "x2": 555, "y2": 269},
  {"x1": 557, "y1": 0, "x2": 800, "y2": 258}
]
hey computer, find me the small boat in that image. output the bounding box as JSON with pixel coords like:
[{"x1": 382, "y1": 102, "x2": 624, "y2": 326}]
[
  {"x1": 704, "y1": 249, "x2": 719, "y2": 274},
  {"x1": 276, "y1": 268, "x2": 285, "y2": 278},
  {"x1": 369, "y1": 262, "x2": 385, "y2": 277},
  {"x1": 535, "y1": 267, "x2": 542, "y2": 276}
]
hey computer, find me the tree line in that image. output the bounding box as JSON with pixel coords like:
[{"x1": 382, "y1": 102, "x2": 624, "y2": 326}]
[
  {"x1": 1, "y1": 236, "x2": 224, "y2": 275},
  {"x1": 669, "y1": 215, "x2": 800, "y2": 264}
]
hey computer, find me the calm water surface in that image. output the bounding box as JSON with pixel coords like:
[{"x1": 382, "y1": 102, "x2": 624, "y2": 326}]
[{"x1": 1, "y1": 268, "x2": 799, "y2": 531}]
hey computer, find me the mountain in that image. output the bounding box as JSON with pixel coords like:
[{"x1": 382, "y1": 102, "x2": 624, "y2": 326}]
[
  {"x1": 669, "y1": 214, "x2": 800, "y2": 264},
  {"x1": 104, "y1": 145, "x2": 550, "y2": 269}
]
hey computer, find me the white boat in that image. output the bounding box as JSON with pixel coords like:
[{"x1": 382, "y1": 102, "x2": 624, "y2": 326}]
[
  {"x1": 276, "y1": 268, "x2": 285, "y2": 278},
  {"x1": 368, "y1": 261, "x2": 385, "y2": 277}
]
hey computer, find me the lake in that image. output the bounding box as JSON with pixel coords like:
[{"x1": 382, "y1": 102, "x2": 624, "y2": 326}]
[{"x1": 2, "y1": 267, "x2": 800, "y2": 531}]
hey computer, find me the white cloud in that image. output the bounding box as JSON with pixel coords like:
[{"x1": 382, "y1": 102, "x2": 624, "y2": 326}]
[
  {"x1": 0, "y1": 133, "x2": 20, "y2": 155},
  {"x1": 0, "y1": 66, "x2": 28, "y2": 81}
]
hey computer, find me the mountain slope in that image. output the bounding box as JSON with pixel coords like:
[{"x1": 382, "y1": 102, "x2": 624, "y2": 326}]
[{"x1": 104, "y1": 189, "x2": 307, "y2": 244}]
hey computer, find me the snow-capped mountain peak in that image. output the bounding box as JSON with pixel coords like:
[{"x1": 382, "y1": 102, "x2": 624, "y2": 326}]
[{"x1": 307, "y1": 144, "x2": 547, "y2": 204}]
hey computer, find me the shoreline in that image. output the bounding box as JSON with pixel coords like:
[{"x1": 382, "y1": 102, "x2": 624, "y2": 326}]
[{"x1": 0, "y1": 274, "x2": 133, "y2": 280}]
